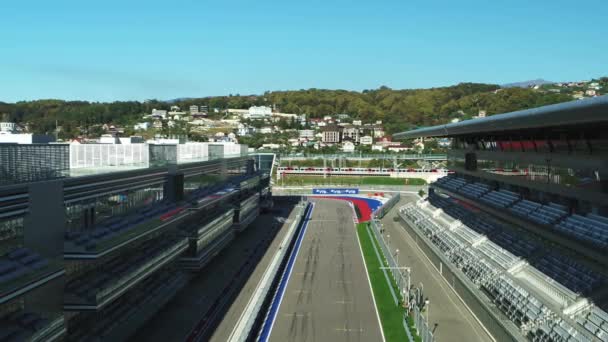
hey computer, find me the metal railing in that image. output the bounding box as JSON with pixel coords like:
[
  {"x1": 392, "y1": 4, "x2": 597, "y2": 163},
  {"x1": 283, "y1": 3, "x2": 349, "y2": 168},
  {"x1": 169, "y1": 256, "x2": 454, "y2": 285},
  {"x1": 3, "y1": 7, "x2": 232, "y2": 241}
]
[
  {"x1": 370, "y1": 195, "x2": 435, "y2": 342},
  {"x1": 413, "y1": 304, "x2": 435, "y2": 342}
]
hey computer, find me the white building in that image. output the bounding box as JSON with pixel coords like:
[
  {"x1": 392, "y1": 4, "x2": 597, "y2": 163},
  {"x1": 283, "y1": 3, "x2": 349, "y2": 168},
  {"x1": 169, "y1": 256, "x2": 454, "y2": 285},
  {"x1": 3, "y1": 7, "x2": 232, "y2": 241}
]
[
  {"x1": 134, "y1": 122, "x2": 151, "y2": 131},
  {"x1": 151, "y1": 109, "x2": 168, "y2": 118},
  {"x1": 352, "y1": 120, "x2": 362, "y2": 126},
  {"x1": 586, "y1": 89, "x2": 597, "y2": 96},
  {"x1": 438, "y1": 138, "x2": 452, "y2": 147},
  {"x1": 99, "y1": 134, "x2": 120, "y2": 144},
  {"x1": 246, "y1": 106, "x2": 272, "y2": 119},
  {"x1": 321, "y1": 125, "x2": 341, "y2": 144},
  {"x1": 298, "y1": 129, "x2": 315, "y2": 139},
  {"x1": 259, "y1": 126, "x2": 273, "y2": 134},
  {"x1": 261, "y1": 143, "x2": 281, "y2": 149},
  {"x1": 0, "y1": 132, "x2": 55, "y2": 144},
  {"x1": 360, "y1": 135, "x2": 373, "y2": 145},
  {"x1": 0, "y1": 122, "x2": 16, "y2": 132},
  {"x1": 237, "y1": 124, "x2": 255, "y2": 136},
  {"x1": 342, "y1": 141, "x2": 355, "y2": 153},
  {"x1": 342, "y1": 126, "x2": 360, "y2": 143},
  {"x1": 189, "y1": 105, "x2": 199, "y2": 114},
  {"x1": 388, "y1": 145, "x2": 412, "y2": 153},
  {"x1": 372, "y1": 126, "x2": 385, "y2": 138},
  {"x1": 371, "y1": 144, "x2": 384, "y2": 152}
]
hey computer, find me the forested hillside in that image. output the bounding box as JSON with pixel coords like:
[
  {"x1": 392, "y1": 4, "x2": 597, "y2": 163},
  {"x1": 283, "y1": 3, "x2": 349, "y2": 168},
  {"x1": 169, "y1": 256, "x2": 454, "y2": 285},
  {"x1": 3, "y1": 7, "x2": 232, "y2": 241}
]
[{"x1": 0, "y1": 82, "x2": 575, "y2": 137}]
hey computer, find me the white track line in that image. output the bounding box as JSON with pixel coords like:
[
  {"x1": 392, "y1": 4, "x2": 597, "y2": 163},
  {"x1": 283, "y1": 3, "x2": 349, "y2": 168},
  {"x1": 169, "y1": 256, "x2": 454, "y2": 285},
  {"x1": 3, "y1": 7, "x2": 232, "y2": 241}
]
[{"x1": 355, "y1": 221, "x2": 386, "y2": 342}]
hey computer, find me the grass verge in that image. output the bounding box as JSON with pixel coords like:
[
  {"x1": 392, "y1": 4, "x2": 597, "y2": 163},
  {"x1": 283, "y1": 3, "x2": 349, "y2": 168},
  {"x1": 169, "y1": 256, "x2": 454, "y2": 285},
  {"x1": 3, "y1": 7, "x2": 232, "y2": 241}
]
[{"x1": 356, "y1": 222, "x2": 410, "y2": 342}]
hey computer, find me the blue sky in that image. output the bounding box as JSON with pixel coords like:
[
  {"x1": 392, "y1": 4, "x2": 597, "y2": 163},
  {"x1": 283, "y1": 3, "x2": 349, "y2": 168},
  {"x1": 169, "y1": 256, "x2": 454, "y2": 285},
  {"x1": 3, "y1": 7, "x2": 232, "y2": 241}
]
[{"x1": 1, "y1": 0, "x2": 606, "y2": 102}]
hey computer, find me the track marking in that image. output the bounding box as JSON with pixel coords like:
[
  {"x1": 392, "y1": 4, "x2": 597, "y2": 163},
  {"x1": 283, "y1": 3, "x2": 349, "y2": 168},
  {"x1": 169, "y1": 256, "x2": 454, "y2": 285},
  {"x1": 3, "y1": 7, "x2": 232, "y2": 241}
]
[
  {"x1": 259, "y1": 202, "x2": 315, "y2": 342},
  {"x1": 355, "y1": 222, "x2": 386, "y2": 342},
  {"x1": 282, "y1": 313, "x2": 310, "y2": 317},
  {"x1": 292, "y1": 289, "x2": 311, "y2": 294}
]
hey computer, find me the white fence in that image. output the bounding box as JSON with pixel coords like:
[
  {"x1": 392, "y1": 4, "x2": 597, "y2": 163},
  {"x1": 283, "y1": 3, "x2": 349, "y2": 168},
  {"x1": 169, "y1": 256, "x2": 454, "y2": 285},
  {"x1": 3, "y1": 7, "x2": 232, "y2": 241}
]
[
  {"x1": 69, "y1": 143, "x2": 248, "y2": 169},
  {"x1": 70, "y1": 144, "x2": 149, "y2": 169}
]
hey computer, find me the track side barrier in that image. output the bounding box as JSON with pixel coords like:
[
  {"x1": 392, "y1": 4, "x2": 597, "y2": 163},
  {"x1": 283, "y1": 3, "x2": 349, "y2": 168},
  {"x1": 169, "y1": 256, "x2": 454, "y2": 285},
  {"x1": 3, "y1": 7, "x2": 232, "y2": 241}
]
[{"x1": 227, "y1": 200, "x2": 312, "y2": 342}]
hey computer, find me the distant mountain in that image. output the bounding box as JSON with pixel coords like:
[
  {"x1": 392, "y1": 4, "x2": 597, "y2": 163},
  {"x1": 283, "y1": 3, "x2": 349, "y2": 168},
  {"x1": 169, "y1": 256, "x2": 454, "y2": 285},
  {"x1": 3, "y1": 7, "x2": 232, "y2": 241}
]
[
  {"x1": 164, "y1": 97, "x2": 194, "y2": 103},
  {"x1": 501, "y1": 79, "x2": 554, "y2": 88}
]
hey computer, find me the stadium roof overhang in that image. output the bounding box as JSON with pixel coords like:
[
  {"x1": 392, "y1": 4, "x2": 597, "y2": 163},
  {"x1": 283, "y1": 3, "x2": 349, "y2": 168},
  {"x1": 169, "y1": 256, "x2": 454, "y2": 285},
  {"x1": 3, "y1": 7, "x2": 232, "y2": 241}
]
[{"x1": 393, "y1": 95, "x2": 608, "y2": 139}]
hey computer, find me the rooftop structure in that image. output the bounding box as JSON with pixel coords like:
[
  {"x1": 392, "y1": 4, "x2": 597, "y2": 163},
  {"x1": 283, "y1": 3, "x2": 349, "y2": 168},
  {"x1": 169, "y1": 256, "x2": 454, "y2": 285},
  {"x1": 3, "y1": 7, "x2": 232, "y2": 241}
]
[{"x1": 395, "y1": 95, "x2": 608, "y2": 342}]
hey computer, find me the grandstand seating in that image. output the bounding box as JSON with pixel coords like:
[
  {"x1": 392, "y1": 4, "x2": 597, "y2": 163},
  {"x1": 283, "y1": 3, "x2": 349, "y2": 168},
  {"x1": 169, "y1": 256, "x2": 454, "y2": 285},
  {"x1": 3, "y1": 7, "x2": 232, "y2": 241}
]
[
  {"x1": 434, "y1": 176, "x2": 467, "y2": 192},
  {"x1": 477, "y1": 241, "x2": 519, "y2": 269},
  {"x1": 509, "y1": 199, "x2": 541, "y2": 217},
  {"x1": 529, "y1": 318, "x2": 594, "y2": 342},
  {"x1": 556, "y1": 214, "x2": 608, "y2": 249},
  {"x1": 510, "y1": 200, "x2": 568, "y2": 225},
  {"x1": 492, "y1": 230, "x2": 538, "y2": 258},
  {"x1": 0, "y1": 248, "x2": 49, "y2": 285},
  {"x1": 65, "y1": 237, "x2": 187, "y2": 304},
  {"x1": 483, "y1": 275, "x2": 550, "y2": 328},
  {"x1": 435, "y1": 175, "x2": 608, "y2": 249},
  {"x1": 574, "y1": 307, "x2": 608, "y2": 342},
  {"x1": 480, "y1": 189, "x2": 520, "y2": 208},
  {"x1": 63, "y1": 181, "x2": 240, "y2": 252},
  {"x1": 0, "y1": 311, "x2": 58, "y2": 342},
  {"x1": 400, "y1": 198, "x2": 608, "y2": 341},
  {"x1": 529, "y1": 203, "x2": 569, "y2": 225},
  {"x1": 532, "y1": 253, "x2": 604, "y2": 295},
  {"x1": 460, "y1": 182, "x2": 490, "y2": 198},
  {"x1": 68, "y1": 269, "x2": 187, "y2": 341}
]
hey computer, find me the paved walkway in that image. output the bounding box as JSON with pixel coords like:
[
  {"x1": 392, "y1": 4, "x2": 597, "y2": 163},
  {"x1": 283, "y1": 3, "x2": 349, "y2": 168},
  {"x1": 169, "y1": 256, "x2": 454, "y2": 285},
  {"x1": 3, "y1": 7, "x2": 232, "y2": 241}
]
[{"x1": 380, "y1": 196, "x2": 494, "y2": 342}]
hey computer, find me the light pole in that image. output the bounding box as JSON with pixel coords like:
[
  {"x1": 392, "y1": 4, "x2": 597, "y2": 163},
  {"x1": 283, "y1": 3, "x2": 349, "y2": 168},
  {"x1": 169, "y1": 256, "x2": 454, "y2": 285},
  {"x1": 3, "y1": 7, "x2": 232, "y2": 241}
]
[
  {"x1": 395, "y1": 248, "x2": 400, "y2": 267},
  {"x1": 425, "y1": 299, "x2": 430, "y2": 322}
]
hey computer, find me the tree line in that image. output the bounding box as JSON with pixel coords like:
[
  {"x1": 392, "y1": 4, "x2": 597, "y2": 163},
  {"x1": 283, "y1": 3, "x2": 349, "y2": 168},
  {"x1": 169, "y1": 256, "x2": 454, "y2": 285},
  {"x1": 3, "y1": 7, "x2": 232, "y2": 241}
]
[{"x1": 0, "y1": 82, "x2": 575, "y2": 138}]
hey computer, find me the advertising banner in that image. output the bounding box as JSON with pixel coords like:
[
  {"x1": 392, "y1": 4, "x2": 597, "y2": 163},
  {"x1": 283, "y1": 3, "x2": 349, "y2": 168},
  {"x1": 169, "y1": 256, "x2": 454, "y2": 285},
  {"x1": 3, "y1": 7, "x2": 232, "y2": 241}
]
[{"x1": 312, "y1": 188, "x2": 359, "y2": 195}]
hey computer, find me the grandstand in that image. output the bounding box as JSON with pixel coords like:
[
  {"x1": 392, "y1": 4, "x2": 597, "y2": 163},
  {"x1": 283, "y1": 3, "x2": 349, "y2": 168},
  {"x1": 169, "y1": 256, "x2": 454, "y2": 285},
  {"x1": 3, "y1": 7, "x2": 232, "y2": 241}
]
[
  {"x1": 0, "y1": 147, "x2": 273, "y2": 341},
  {"x1": 395, "y1": 96, "x2": 608, "y2": 342}
]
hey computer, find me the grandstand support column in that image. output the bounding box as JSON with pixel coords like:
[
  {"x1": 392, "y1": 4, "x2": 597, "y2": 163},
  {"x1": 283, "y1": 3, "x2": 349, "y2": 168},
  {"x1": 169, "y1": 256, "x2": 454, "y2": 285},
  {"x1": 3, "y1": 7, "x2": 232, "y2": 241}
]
[
  {"x1": 24, "y1": 179, "x2": 65, "y2": 313},
  {"x1": 246, "y1": 159, "x2": 255, "y2": 174},
  {"x1": 25, "y1": 179, "x2": 65, "y2": 260},
  {"x1": 165, "y1": 163, "x2": 184, "y2": 203},
  {"x1": 220, "y1": 157, "x2": 227, "y2": 181}
]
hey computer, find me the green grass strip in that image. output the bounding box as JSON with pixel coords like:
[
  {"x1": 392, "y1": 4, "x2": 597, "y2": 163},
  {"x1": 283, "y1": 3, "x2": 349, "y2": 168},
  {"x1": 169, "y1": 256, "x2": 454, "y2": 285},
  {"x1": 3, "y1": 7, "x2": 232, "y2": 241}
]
[{"x1": 356, "y1": 222, "x2": 410, "y2": 342}]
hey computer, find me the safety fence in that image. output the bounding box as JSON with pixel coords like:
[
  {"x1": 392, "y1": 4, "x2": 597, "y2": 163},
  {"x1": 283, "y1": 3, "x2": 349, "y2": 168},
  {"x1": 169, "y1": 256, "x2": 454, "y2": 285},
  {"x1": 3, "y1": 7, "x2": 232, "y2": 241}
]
[
  {"x1": 369, "y1": 194, "x2": 435, "y2": 342},
  {"x1": 373, "y1": 193, "x2": 400, "y2": 219},
  {"x1": 412, "y1": 304, "x2": 435, "y2": 342}
]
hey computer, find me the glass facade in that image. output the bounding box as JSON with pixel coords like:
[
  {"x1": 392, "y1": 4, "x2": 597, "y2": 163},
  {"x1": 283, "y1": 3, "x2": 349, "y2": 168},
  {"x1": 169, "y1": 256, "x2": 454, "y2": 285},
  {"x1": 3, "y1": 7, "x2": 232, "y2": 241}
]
[
  {"x1": 448, "y1": 156, "x2": 605, "y2": 193},
  {"x1": 452, "y1": 137, "x2": 608, "y2": 155},
  {"x1": 66, "y1": 185, "x2": 165, "y2": 232},
  {"x1": 0, "y1": 144, "x2": 69, "y2": 186}
]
